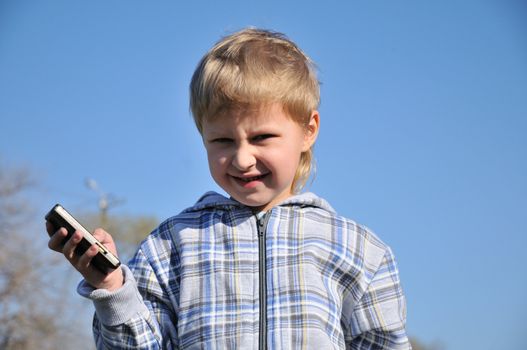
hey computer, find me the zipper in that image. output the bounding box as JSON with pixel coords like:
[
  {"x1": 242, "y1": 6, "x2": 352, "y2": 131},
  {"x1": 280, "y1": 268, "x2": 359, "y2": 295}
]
[{"x1": 257, "y1": 212, "x2": 271, "y2": 350}]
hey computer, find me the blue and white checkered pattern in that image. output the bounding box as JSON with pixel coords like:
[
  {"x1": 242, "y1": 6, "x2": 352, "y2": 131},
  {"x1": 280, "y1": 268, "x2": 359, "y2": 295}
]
[{"x1": 83, "y1": 192, "x2": 410, "y2": 349}]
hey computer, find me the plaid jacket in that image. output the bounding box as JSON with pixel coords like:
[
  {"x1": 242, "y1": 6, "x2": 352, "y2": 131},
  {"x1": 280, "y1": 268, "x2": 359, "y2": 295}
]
[{"x1": 79, "y1": 191, "x2": 410, "y2": 349}]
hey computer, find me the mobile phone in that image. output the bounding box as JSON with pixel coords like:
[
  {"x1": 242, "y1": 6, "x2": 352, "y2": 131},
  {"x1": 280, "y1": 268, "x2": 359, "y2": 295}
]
[{"x1": 45, "y1": 204, "x2": 121, "y2": 274}]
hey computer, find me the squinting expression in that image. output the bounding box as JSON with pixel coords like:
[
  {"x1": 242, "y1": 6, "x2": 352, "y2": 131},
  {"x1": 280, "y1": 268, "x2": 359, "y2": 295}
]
[{"x1": 202, "y1": 103, "x2": 319, "y2": 212}]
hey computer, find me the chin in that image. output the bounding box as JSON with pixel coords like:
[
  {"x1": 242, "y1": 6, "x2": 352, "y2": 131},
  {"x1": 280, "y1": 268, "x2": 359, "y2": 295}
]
[
  {"x1": 231, "y1": 194, "x2": 270, "y2": 209},
  {"x1": 237, "y1": 198, "x2": 268, "y2": 208}
]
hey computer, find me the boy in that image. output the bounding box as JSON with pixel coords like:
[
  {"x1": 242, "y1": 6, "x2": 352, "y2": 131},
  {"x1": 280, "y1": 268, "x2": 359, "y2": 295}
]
[{"x1": 48, "y1": 28, "x2": 410, "y2": 349}]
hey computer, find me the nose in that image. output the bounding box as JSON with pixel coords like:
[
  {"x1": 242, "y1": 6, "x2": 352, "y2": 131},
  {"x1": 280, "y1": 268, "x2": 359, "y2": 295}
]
[{"x1": 232, "y1": 143, "x2": 256, "y2": 171}]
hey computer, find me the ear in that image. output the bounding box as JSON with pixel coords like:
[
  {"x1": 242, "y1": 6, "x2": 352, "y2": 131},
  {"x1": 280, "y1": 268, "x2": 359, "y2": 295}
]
[{"x1": 302, "y1": 111, "x2": 320, "y2": 151}]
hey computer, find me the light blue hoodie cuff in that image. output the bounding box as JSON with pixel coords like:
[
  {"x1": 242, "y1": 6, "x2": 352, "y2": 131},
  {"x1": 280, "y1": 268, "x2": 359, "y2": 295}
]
[{"x1": 77, "y1": 265, "x2": 149, "y2": 326}]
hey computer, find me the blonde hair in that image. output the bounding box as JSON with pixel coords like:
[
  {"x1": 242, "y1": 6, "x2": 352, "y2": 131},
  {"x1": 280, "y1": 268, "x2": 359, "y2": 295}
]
[{"x1": 190, "y1": 28, "x2": 320, "y2": 192}]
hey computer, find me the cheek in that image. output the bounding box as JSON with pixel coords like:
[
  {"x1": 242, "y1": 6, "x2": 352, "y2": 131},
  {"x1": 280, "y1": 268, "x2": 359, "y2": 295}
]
[
  {"x1": 265, "y1": 147, "x2": 302, "y2": 170},
  {"x1": 207, "y1": 150, "x2": 229, "y2": 173}
]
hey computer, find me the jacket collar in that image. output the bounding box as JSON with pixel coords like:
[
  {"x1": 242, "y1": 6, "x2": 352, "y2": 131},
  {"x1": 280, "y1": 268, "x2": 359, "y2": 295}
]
[{"x1": 183, "y1": 191, "x2": 336, "y2": 214}]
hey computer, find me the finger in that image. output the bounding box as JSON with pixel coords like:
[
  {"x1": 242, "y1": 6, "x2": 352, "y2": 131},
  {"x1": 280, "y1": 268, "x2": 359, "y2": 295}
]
[
  {"x1": 77, "y1": 244, "x2": 100, "y2": 272},
  {"x1": 48, "y1": 227, "x2": 68, "y2": 252},
  {"x1": 92, "y1": 228, "x2": 118, "y2": 256},
  {"x1": 92, "y1": 228, "x2": 106, "y2": 242},
  {"x1": 62, "y1": 230, "x2": 83, "y2": 261}
]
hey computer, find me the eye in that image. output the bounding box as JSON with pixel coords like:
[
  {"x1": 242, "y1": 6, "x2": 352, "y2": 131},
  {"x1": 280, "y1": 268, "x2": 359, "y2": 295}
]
[
  {"x1": 252, "y1": 134, "x2": 276, "y2": 142},
  {"x1": 210, "y1": 137, "x2": 233, "y2": 144}
]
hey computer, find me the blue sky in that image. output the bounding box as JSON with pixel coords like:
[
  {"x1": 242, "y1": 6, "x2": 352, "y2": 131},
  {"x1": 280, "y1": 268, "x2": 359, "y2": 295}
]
[{"x1": 1, "y1": 0, "x2": 526, "y2": 349}]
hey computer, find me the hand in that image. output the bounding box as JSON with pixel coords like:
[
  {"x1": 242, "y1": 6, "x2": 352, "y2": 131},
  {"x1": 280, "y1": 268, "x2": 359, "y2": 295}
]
[{"x1": 47, "y1": 222, "x2": 124, "y2": 291}]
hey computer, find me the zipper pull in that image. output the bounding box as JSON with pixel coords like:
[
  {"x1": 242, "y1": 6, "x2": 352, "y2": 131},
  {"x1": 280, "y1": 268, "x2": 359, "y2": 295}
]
[{"x1": 256, "y1": 212, "x2": 270, "y2": 236}]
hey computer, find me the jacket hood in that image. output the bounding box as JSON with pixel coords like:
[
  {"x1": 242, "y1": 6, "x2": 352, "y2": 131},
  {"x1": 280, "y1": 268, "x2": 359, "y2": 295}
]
[{"x1": 182, "y1": 191, "x2": 336, "y2": 214}]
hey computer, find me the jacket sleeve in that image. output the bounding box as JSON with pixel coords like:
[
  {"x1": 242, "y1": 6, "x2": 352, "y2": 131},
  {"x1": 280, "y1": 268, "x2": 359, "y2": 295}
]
[
  {"x1": 346, "y1": 247, "x2": 411, "y2": 350},
  {"x1": 78, "y1": 247, "x2": 179, "y2": 349}
]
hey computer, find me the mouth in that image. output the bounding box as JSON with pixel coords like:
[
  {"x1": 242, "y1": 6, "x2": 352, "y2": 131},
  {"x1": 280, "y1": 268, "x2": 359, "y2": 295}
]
[
  {"x1": 231, "y1": 173, "x2": 269, "y2": 186},
  {"x1": 234, "y1": 174, "x2": 268, "y2": 182}
]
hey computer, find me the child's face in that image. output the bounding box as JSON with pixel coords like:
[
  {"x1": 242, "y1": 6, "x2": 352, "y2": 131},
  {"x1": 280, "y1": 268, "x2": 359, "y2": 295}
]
[{"x1": 202, "y1": 103, "x2": 319, "y2": 212}]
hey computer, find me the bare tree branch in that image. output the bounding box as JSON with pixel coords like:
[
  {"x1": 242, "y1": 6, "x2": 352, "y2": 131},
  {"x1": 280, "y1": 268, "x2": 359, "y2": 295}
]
[{"x1": 0, "y1": 161, "x2": 93, "y2": 349}]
